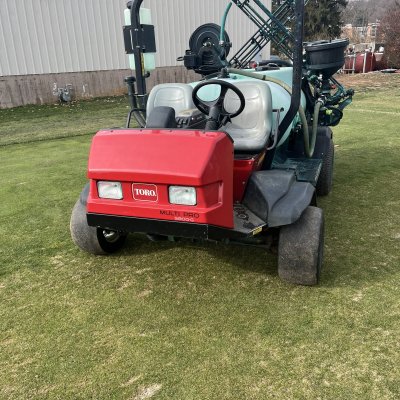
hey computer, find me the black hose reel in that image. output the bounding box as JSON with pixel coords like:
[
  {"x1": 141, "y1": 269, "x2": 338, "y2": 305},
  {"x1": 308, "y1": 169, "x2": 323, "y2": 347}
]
[{"x1": 179, "y1": 23, "x2": 231, "y2": 75}]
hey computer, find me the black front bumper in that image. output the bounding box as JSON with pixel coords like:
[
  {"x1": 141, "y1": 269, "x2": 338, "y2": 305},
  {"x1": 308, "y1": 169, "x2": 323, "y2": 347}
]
[{"x1": 87, "y1": 213, "x2": 251, "y2": 241}]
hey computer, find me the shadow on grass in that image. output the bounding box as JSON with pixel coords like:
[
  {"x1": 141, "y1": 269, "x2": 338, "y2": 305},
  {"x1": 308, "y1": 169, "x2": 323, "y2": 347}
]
[{"x1": 119, "y1": 233, "x2": 278, "y2": 278}]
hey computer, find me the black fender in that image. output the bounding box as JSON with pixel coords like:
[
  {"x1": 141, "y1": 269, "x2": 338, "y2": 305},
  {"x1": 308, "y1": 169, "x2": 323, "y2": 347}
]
[
  {"x1": 78, "y1": 183, "x2": 90, "y2": 206},
  {"x1": 243, "y1": 170, "x2": 316, "y2": 227}
]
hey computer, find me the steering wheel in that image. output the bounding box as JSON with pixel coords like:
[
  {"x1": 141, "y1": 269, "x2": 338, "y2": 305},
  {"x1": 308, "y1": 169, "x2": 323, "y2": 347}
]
[{"x1": 192, "y1": 80, "x2": 246, "y2": 130}]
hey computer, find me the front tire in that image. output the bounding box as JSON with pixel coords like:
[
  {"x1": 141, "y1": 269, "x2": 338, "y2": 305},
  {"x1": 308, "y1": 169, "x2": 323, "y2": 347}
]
[
  {"x1": 278, "y1": 206, "x2": 324, "y2": 286},
  {"x1": 70, "y1": 198, "x2": 127, "y2": 255}
]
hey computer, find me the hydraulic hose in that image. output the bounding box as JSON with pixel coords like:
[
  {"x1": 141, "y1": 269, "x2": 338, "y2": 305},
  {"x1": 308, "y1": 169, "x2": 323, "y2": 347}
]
[
  {"x1": 226, "y1": 68, "x2": 293, "y2": 94},
  {"x1": 225, "y1": 68, "x2": 319, "y2": 157},
  {"x1": 299, "y1": 100, "x2": 323, "y2": 158},
  {"x1": 220, "y1": 3, "x2": 233, "y2": 42},
  {"x1": 309, "y1": 100, "x2": 323, "y2": 155}
]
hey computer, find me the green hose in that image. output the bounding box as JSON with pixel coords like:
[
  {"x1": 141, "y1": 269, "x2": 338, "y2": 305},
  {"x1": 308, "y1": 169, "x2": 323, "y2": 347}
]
[
  {"x1": 220, "y1": 3, "x2": 233, "y2": 42},
  {"x1": 299, "y1": 108, "x2": 311, "y2": 157},
  {"x1": 298, "y1": 100, "x2": 322, "y2": 158},
  {"x1": 226, "y1": 68, "x2": 293, "y2": 94},
  {"x1": 226, "y1": 68, "x2": 319, "y2": 157},
  {"x1": 309, "y1": 100, "x2": 323, "y2": 156}
]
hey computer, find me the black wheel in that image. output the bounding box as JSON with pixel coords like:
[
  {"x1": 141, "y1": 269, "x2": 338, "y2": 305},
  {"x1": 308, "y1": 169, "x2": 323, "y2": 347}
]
[
  {"x1": 316, "y1": 136, "x2": 334, "y2": 196},
  {"x1": 278, "y1": 206, "x2": 324, "y2": 286},
  {"x1": 70, "y1": 198, "x2": 127, "y2": 255},
  {"x1": 318, "y1": 126, "x2": 333, "y2": 139}
]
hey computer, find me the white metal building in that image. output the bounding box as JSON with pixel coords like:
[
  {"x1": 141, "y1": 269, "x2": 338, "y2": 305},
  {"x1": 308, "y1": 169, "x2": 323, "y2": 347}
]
[{"x1": 0, "y1": 0, "x2": 271, "y2": 107}]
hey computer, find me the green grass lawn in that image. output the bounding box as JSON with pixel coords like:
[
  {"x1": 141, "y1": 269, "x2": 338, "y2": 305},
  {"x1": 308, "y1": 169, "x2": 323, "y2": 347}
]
[
  {"x1": 1, "y1": 76, "x2": 400, "y2": 399},
  {"x1": 0, "y1": 97, "x2": 128, "y2": 146}
]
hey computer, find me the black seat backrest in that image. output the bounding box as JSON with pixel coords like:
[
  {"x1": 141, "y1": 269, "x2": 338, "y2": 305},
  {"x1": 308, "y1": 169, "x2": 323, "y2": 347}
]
[{"x1": 146, "y1": 106, "x2": 177, "y2": 129}]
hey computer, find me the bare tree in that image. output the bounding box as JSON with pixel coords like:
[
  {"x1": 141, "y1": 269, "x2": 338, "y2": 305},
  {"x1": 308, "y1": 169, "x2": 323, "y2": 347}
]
[
  {"x1": 344, "y1": 0, "x2": 398, "y2": 24},
  {"x1": 345, "y1": 0, "x2": 376, "y2": 25},
  {"x1": 379, "y1": 1, "x2": 400, "y2": 67}
]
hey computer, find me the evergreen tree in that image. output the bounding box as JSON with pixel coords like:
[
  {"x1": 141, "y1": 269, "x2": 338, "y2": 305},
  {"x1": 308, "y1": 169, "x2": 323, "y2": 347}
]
[
  {"x1": 272, "y1": 1, "x2": 348, "y2": 42},
  {"x1": 303, "y1": 0, "x2": 348, "y2": 40},
  {"x1": 271, "y1": 0, "x2": 348, "y2": 56}
]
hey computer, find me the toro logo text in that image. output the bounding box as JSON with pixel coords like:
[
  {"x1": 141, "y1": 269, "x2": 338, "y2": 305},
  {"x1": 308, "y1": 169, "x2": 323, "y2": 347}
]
[{"x1": 132, "y1": 183, "x2": 158, "y2": 202}]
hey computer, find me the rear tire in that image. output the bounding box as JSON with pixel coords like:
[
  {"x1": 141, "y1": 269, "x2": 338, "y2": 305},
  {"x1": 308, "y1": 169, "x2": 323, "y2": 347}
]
[
  {"x1": 278, "y1": 206, "x2": 324, "y2": 286},
  {"x1": 316, "y1": 136, "x2": 334, "y2": 196},
  {"x1": 70, "y1": 198, "x2": 127, "y2": 255}
]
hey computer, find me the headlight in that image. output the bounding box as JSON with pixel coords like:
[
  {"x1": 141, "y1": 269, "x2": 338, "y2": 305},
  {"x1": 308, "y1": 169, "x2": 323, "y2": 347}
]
[
  {"x1": 97, "y1": 181, "x2": 123, "y2": 200},
  {"x1": 169, "y1": 186, "x2": 196, "y2": 206}
]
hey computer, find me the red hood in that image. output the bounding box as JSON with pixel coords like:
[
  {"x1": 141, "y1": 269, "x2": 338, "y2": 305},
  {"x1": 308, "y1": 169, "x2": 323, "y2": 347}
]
[{"x1": 86, "y1": 128, "x2": 234, "y2": 228}]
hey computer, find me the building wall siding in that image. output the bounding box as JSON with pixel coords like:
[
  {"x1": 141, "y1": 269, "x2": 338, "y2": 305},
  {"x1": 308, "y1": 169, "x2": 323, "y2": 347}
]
[
  {"x1": 0, "y1": 0, "x2": 271, "y2": 76},
  {"x1": 0, "y1": 67, "x2": 198, "y2": 108}
]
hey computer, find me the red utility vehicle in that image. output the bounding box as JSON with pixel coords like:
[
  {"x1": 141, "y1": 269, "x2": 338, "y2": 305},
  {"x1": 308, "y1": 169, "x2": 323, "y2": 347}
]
[{"x1": 70, "y1": 0, "x2": 353, "y2": 285}]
